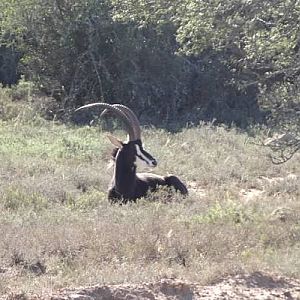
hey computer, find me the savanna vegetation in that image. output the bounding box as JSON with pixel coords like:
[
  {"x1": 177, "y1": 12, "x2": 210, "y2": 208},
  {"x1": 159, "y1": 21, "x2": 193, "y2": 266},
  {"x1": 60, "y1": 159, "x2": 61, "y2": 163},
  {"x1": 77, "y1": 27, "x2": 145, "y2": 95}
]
[
  {"x1": 0, "y1": 0, "x2": 299, "y2": 297},
  {"x1": 0, "y1": 0, "x2": 299, "y2": 159},
  {"x1": 0, "y1": 85, "x2": 300, "y2": 296}
]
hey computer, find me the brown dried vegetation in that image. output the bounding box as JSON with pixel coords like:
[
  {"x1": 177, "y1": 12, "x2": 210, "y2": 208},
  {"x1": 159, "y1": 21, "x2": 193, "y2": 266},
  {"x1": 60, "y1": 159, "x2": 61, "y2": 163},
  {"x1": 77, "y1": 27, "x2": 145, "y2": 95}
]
[{"x1": 0, "y1": 95, "x2": 300, "y2": 297}]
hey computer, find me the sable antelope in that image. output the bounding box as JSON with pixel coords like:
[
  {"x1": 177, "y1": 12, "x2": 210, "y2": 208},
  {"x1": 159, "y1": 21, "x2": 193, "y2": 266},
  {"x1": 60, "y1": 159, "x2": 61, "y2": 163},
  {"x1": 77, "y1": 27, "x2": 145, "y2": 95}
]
[{"x1": 75, "y1": 103, "x2": 188, "y2": 203}]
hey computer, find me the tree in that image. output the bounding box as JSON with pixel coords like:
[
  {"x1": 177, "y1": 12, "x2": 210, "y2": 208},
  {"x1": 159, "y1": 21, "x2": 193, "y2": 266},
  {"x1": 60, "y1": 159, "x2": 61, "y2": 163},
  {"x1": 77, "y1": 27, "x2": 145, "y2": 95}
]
[
  {"x1": 262, "y1": 78, "x2": 300, "y2": 163},
  {"x1": 0, "y1": 0, "x2": 299, "y2": 135}
]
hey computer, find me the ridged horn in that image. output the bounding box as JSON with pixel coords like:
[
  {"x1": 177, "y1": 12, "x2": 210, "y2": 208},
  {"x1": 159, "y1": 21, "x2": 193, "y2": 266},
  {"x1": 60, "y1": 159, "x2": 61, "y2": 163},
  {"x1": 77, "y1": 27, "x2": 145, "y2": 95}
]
[
  {"x1": 74, "y1": 103, "x2": 136, "y2": 141},
  {"x1": 104, "y1": 104, "x2": 141, "y2": 140}
]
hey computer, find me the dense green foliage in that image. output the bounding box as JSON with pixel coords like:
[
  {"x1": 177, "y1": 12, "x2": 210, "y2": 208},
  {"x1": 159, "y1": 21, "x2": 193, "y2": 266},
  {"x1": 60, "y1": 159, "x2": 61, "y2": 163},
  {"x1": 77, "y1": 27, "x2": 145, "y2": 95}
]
[{"x1": 0, "y1": 0, "x2": 299, "y2": 132}]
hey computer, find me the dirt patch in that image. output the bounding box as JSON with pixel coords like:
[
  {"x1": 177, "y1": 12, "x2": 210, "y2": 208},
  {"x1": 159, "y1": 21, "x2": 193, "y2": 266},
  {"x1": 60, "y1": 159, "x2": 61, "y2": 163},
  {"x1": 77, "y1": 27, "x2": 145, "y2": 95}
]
[
  {"x1": 259, "y1": 174, "x2": 298, "y2": 185},
  {"x1": 197, "y1": 272, "x2": 300, "y2": 299},
  {"x1": 4, "y1": 272, "x2": 300, "y2": 300},
  {"x1": 188, "y1": 181, "x2": 207, "y2": 198},
  {"x1": 239, "y1": 188, "x2": 264, "y2": 203}
]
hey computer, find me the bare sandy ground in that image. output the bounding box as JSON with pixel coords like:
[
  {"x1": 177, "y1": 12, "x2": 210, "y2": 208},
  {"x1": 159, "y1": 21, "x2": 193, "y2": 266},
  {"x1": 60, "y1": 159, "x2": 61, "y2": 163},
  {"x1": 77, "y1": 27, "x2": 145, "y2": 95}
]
[{"x1": 4, "y1": 272, "x2": 300, "y2": 300}]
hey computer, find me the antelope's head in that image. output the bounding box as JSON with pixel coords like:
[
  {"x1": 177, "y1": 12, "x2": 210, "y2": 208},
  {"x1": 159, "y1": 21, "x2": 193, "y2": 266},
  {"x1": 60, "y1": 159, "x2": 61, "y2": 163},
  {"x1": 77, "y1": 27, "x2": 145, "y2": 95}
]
[{"x1": 74, "y1": 103, "x2": 157, "y2": 168}]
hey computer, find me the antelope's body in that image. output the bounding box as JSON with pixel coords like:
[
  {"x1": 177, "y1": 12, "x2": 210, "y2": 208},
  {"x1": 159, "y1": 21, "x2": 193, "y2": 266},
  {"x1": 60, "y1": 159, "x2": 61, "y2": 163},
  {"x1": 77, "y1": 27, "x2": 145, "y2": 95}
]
[
  {"x1": 75, "y1": 103, "x2": 188, "y2": 203},
  {"x1": 108, "y1": 140, "x2": 188, "y2": 202}
]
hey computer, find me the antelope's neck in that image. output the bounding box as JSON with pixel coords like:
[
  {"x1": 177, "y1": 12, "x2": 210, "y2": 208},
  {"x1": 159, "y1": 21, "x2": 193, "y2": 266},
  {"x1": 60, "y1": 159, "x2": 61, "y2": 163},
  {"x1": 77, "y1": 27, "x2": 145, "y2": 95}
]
[{"x1": 114, "y1": 150, "x2": 136, "y2": 195}]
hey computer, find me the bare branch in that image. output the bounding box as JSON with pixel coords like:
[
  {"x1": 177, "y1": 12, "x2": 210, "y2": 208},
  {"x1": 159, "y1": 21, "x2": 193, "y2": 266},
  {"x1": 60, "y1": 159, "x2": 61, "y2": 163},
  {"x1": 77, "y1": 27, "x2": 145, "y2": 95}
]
[{"x1": 264, "y1": 132, "x2": 300, "y2": 164}]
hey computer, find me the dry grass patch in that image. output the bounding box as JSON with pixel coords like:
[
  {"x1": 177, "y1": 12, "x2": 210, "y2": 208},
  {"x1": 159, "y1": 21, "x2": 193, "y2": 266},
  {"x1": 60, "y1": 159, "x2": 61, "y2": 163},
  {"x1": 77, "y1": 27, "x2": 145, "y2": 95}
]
[
  {"x1": 1, "y1": 197, "x2": 300, "y2": 295},
  {"x1": 0, "y1": 104, "x2": 300, "y2": 295}
]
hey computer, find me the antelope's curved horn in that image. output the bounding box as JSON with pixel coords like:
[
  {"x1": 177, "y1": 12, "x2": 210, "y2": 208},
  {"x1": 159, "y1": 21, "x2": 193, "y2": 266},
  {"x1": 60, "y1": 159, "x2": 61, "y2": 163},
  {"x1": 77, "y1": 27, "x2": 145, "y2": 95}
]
[
  {"x1": 109, "y1": 104, "x2": 141, "y2": 140},
  {"x1": 74, "y1": 103, "x2": 136, "y2": 140}
]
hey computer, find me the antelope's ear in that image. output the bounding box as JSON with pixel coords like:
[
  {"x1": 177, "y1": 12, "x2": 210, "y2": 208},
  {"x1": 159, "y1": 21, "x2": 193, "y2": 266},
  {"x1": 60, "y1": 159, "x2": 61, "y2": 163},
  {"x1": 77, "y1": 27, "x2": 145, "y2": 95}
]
[{"x1": 106, "y1": 134, "x2": 123, "y2": 149}]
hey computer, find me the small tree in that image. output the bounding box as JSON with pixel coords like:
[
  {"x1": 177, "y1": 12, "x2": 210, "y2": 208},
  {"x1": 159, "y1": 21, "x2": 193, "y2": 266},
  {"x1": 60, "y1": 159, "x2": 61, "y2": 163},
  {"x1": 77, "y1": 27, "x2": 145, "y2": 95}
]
[{"x1": 261, "y1": 78, "x2": 300, "y2": 163}]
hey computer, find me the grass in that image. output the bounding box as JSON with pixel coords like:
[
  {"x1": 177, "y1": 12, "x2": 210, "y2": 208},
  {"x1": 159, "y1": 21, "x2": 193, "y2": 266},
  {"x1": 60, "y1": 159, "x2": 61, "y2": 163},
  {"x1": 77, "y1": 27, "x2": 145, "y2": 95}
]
[{"x1": 0, "y1": 90, "x2": 300, "y2": 296}]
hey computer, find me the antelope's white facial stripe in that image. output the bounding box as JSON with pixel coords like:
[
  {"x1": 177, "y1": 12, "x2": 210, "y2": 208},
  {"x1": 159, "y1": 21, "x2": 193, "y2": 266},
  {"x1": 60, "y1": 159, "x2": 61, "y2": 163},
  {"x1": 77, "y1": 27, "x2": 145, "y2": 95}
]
[{"x1": 135, "y1": 144, "x2": 157, "y2": 167}]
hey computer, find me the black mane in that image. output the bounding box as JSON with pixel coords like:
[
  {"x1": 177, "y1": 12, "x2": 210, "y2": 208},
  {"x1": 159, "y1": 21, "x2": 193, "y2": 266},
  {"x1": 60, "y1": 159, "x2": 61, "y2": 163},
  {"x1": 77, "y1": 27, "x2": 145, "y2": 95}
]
[{"x1": 111, "y1": 147, "x2": 119, "y2": 160}]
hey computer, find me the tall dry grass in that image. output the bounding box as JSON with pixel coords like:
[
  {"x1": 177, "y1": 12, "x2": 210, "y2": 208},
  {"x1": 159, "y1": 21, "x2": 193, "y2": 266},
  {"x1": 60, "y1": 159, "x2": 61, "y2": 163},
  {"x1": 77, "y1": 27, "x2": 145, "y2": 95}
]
[{"x1": 0, "y1": 89, "x2": 299, "y2": 295}]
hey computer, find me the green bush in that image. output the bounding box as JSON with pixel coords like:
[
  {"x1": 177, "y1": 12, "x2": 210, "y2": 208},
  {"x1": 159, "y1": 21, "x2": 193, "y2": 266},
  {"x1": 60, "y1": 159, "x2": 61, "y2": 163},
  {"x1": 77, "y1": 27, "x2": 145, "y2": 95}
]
[
  {"x1": 0, "y1": 79, "x2": 45, "y2": 124},
  {"x1": 0, "y1": 0, "x2": 271, "y2": 126}
]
